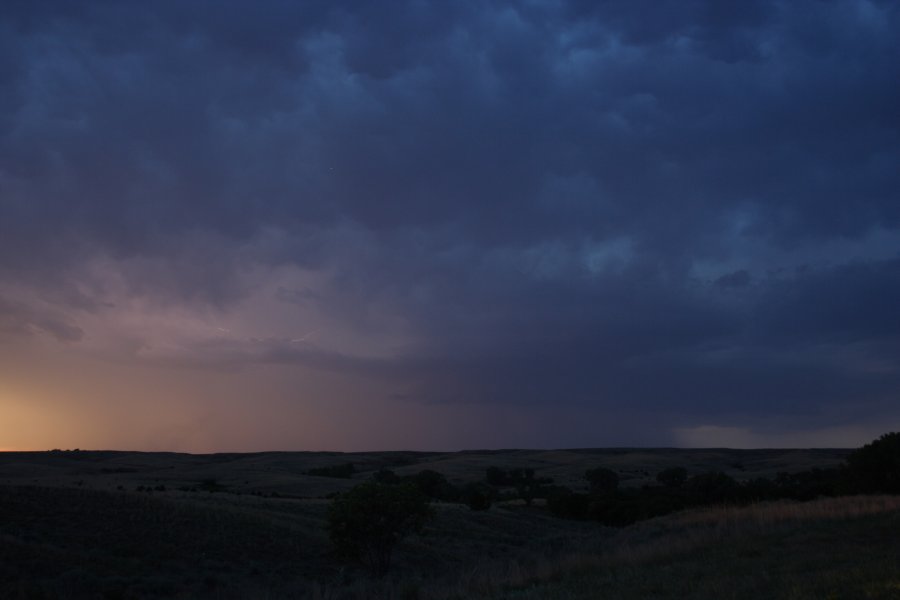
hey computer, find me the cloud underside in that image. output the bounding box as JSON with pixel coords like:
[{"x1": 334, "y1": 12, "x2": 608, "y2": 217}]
[{"x1": 1, "y1": 0, "x2": 899, "y2": 446}]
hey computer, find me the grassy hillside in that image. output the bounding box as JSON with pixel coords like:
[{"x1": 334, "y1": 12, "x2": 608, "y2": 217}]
[
  {"x1": 2, "y1": 483, "x2": 898, "y2": 599},
  {"x1": 0, "y1": 484, "x2": 602, "y2": 599},
  {"x1": 473, "y1": 496, "x2": 900, "y2": 600},
  {"x1": 2, "y1": 447, "x2": 893, "y2": 599}
]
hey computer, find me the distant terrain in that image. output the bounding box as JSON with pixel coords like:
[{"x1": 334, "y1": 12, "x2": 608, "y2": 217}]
[
  {"x1": 3, "y1": 446, "x2": 898, "y2": 600},
  {"x1": 0, "y1": 446, "x2": 851, "y2": 497}
]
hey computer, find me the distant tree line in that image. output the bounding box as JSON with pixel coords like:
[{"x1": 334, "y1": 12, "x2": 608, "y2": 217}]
[
  {"x1": 355, "y1": 433, "x2": 900, "y2": 524},
  {"x1": 547, "y1": 432, "x2": 900, "y2": 526},
  {"x1": 326, "y1": 432, "x2": 900, "y2": 575},
  {"x1": 371, "y1": 468, "x2": 497, "y2": 510}
]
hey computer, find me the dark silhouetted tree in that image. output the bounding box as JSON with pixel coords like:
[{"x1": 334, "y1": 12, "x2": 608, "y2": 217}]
[
  {"x1": 410, "y1": 469, "x2": 451, "y2": 499},
  {"x1": 846, "y1": 432, "x2": 900, "y2": 493},
  {"x1": 685, "y1": 471, "x2": 739, "y2": 503},
  {"x1": 546, "y1": 487, "x2": 590, "y2": 520},
  {"x1": 326, "y1": 482, "x2": 432, "y2": 576},
  {"x1": 372, "y1": 468, "x2": 400, "y2": 484},
  {"x1": 462, "y1": 483, "x2": 493, "y2": 510}
]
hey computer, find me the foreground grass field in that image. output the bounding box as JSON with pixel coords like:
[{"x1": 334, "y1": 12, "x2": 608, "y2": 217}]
[
  {"x1": 0, "y1": 484, "x2": 602, "y2": 599},
  {"x1": 472, "y1": 496, "x2": 900, "y2": 600},
  {"x1": 2, "y1": 482, "x2": 899, "y2": 599}
]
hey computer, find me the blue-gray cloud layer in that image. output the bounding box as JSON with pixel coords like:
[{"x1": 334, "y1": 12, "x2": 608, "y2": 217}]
[{"x1": 2, "y1": 0, "x2": 899, "y2": 442}]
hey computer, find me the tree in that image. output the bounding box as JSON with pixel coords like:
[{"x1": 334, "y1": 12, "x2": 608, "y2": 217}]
[
  {"x1": 845, "y1": 432, "x2": 900, "y2": 493},
  {"x1": 685, "y1": 471, "x2": 739, "y2": 503},
  {"x1": 656, "y1": 467, "x2": 688, "y2": 488},
  {"x1": 326, "y1": 482, "x2": 432, "y2": 576},
  {"x1": 372, "y1": 468, "x2": 400, "y2": 484},
  {"x1": 584, "y1": 467, "x2": 619, "y2": 494},
  {"x1": 546, "y1": 487, "x2": 590, "y2": 520},
  {"x1": 410, "y1": 469, "x2": 452, "y2": 499},
  {"x1": 462, "y1": 482, "x2": 493, "y2": 510}
]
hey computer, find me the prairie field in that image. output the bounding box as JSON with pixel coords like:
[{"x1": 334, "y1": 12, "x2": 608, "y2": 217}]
[
  {"x1": 0, "y1": 447, "x2": 850, "y2": 496},
  {"x1": 3, "y1": 447, "x2": 898, "y2": 599}
]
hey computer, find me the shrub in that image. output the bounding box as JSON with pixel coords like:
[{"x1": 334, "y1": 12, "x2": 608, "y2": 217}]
[
  {"x1": 588, "y1": 492, "x2": 643, "y2": 526},
  {"x1": 845, "y1": 432, "x2": 900, "y2": 493},
  {"x1": 410, "y1": 469, "x2": 451, "y2": 499},
  {"x1": 372, "y1": 468, "x2": 400, "y2": 484},
  {"x1": 462, "y1": 483, "x2": 493, "y2": 511},
  {"x1": 685, "y1": 471, "x2": 739, "y2": 503},
  {"x1": 546, "y1": 487, "x2": 590, "y2": 520},
  {"x1": 656, "y1": 467, "x2": 688, "y2": 488},
  {"x1": 199, "y1": 479, "x2": 225, "y2": 492},
  {"x1": 774, "y1": 468, "x2": 842, "y2": 500},
  {"x1": 484, "y1": 467, "x2": 551, "y2": 505},
  {"x1": 326, "y1": 482, "x2": 432, "y2": 576},
  {"x1": 371, "y1": 468, "x2": 461, "y2": 502}
]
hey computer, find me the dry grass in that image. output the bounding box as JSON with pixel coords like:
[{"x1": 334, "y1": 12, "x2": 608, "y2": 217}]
[
  {"x1": 663, "y1": 493, "x2": 900, "y2": 528},
  {"x1": 1, "y1": 450, "x2": 892, "y2": 600},
  {"x1": 0, "y1": 484, "x2": 599, "y2": 600},
  {"x1": 606, "y1": 494, "x2": 900, "y2": 565},
  {"x1": 234, "y1": 496, "x2": 900, "y2": 600},
  {"x1": 366, "y1": 495, "x2": 900, "y2": 600}
]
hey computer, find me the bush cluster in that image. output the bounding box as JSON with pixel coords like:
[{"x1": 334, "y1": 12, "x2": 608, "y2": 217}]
[
  {"x1": 326, "y1": 482, "x2": 432, "y2": 576},
  {"x1": 547, "y1": 432, "x2": 900, "y2": 527},
  {"x1": 325, "y1": 432, "x2": 900, "y2": 575}
]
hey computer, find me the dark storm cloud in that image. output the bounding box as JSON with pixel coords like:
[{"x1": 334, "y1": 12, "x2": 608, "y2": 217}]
[
  {"x1": 759, "y1": 258, "x2": 900, "y2": 343},
  {"x1": 715, "y1": 269, "x2": 752, "y2": 289},
  {"x1": 2, "y1": 0, "x2": 899, "y2": 436}
]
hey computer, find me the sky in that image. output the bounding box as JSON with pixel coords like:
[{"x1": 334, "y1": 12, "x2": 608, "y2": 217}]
[{"x1": 1, "y1": 0, "x2": 899, "y2": 452}]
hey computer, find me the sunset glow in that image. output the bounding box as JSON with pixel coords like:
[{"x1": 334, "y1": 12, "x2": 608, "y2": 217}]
[{"x1": 1, "y1": 1, "x2": 899, "y2": 451}]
